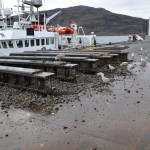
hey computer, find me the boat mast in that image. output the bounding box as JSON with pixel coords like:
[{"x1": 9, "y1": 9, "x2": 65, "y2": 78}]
[
  {"x1": 0, "y1": 0, "x2": 4, "y2": 27},
  {"x1": 13, "y1": 0, "x2": 22, "y2": 27},
  {"x1": 18, "y1": 0, "x2": 20, "y2": 23},
  {"x1": 23, "y1": 0, "x2": 42, "y2": 30}
]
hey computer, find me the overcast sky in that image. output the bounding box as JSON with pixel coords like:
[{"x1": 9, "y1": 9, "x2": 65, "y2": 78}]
[{"x1": 2, "y1": 0, "x2": 150, "y2": 19}]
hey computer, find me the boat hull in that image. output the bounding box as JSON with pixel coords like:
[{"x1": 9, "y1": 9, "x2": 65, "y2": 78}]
[{"x1": 0, "y1": 29, "x2": 59, "y2": 56}]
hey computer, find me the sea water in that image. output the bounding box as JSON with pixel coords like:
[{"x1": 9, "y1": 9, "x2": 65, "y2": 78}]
[{"x1": 96, "y1": 35, "x2": 128, "y2": 44}]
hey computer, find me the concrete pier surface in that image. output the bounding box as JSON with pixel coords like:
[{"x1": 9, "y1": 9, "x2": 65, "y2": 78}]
[{"x1": 0, "y1": 40, "x2": 150, "y2": 150}]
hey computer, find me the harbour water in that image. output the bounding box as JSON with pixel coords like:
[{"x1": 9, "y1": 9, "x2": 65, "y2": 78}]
[{"x1": 96, "y1": 35, "x2": 128, "y2": 44}]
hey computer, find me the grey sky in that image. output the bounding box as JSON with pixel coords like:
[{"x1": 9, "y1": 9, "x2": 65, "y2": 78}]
[{"x1": 3, "y1": 0, "x2": 150, "y2": 19}]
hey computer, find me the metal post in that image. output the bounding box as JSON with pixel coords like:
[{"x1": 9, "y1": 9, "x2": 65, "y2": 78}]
[
  {"x1": 37, "y1": 8, "x2": 40, "y2": 31},
  {"x1": 44, "y1": 13, "x2": 46, "y2": 30},
  {"x1": 148, "y1": 17, "x2": 150, "y2": 36},
  {"x1": 61, "y1": 35, "x2": 63, "y2": 49}
]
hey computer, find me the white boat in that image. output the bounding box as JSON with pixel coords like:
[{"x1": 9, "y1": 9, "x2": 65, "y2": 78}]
[
  {"x1": 60, "y1": 22, "x2": 97, "y2": 48},
  {"x1": 0, "y1": 0, "x2": 61, "y2": 56}
]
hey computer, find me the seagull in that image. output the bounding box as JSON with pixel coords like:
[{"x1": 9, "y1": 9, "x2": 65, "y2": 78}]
[
  {"x1": 127, "y1": 63, "x2": 137, "y2": 70},
  {"x1": 130, "y1": 52, "x2": 135, "y2": 60},
  {"x1": 108, "y1": 64, "x2": 115, "y2": 71},
  {"x1": 120, "y1": 62, "x2": 129, "y2": 66},
  {"x1": 119, "y1": 62, "x2": 130, "y2": 71},
  {"x1": 145, "y1": 56, "x2": 148, "y2": 60},
  {"x1": 55, "y1": 53, "x2": 65, "y2": 61},
  {"x1": 140, "y1": 47, "x2": 148, "y2": 57},
  {"x1": 143, "y1": 53, "x2": 149, "y2": 61},
  {"x1": 140, "y1": 55, "x2": 147, "y2": 66},
  {"x1": 119, "y1": 62, "x2": 134, "y2": 75},
  {"x1": 96, "y1": 72, "x2": 114, "y2": 84},
  {"x1": 127, "y1": 63, "x2": 137, "y2": 74}
]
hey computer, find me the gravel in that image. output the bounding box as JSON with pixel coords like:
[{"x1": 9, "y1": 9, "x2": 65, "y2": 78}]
[{"x1": 0, "y1": 42, "x2": 138, "y2": 114}]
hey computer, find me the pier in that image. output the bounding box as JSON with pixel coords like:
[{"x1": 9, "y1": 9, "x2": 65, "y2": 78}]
[{"x1": 0, "y1": 49, "x2": 128, "y2": 93}]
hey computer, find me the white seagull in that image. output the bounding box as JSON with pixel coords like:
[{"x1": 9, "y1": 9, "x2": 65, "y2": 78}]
[
  {"x1": 119, "y1": 62, "x2": 130, "y2": 71},
  {"x1": 127, "y1": 63, "x2": 137, "y2": 70},
  {"x1": 127, "y1": 63, "x2": 137, "y2": 74},
  {"x1": 120, "y1": 62, "x2": 129, "y2": 66},
  {"x1": 119, "y1": 62, "x2": 132, "y2": 75},
  {"x1": 140, "y1": 55, "x2": 147, "y2": 66},
  {"x1": 108, "y1": 64, "x2": 115, "y2": 71},
  {"x1": 145, "y1": 56, "x2": 148, "y2": 60},
  {"x1": 141, "y1": 47, "x2": 143, "y2": 51},
  {"x1": 55, "y1": 53, "x2": 65, "y2": 61},
  {"x1": 96, "y1": 72, "x2": 114, "y2": 84},
  {"x1": 130, "y1": 52, "x2": 135, "y2": 60}
]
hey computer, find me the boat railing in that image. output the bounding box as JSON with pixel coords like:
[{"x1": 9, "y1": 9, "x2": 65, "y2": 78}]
[
  {"x1": 25, "y1": 24, "x2": 47, "y2": 32},
  {"x1": 0, "y1": 23, "x2": 58, "y2": 32},
  {"x1": 0, "y1": 25, "x2": 14, "y2": 30}
]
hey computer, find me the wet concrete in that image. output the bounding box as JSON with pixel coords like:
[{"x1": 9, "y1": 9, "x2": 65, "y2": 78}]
[
  {"x1": 0, "y1": 62, "x2": 150, "y2": 150},
  {"x1": 1, "y1": 41, "x2": 150, "y2": 150}
]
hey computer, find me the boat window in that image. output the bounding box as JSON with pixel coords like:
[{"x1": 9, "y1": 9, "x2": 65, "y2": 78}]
[
  {"x1": 36, "y1": 39, "x2": 40, "y2": 46},
  {"x1": 50, "y1": 38, "x2": 54, "y2": 44},
  {"x1": 8, "y1": 41, "x2": 14, "y2": 48},
  {"x1": 31, "y1": 39, "x2": 34, "y2": 47},
  {"x1": 25, "y1": 40, "x2": 29, "y2": 47},
  {"x1": 2, "y1": 42, "x2": 7, "y2": 48},
  {"x1": 41, "y1": 39, "x2": 45, "y2": 45},
  {"x1": 46, "y1": 38, "x2": 49, "y2": 45},
  {"x1": 16, "y1": 40, "x2": 23, "y2": 48}
]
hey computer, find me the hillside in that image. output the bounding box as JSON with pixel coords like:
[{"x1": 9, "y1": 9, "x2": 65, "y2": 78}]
[
  {"x1": 43, "y1": 5, "x2": 148, "y2": 36},
  {"x1": 11, "y1": 5, "x2": 148, "y2": 36}
]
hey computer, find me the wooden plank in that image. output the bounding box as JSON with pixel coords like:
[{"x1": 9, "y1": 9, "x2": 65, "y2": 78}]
[
  {"x1": 0, "y1": 59, "x2": 79, "y2": 69},
  {"x1": 10, "y1": 52, "x2": 92, "y2": 57},
  {"x1": 0, "y1": 65, "x2": 41, "y2": 76},
  {"x1": 24, "y1": 51, "x2": 110, "y2": 57},
  {"x1": 0, "y1": 59, "x2": 66, "y2": 67},
  {"x1": 0, "y1": 56, "x2": 87, "y2": 61}
]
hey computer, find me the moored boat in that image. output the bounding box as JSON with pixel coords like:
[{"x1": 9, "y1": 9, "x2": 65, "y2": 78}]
[{"x1": 0, "y1": 0, "x2": 60, "y2": 56}]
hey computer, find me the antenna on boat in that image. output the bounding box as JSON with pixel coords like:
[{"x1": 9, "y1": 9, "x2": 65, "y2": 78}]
[
  {"x1": 3, "y1": 8, "x2": 12, "y2": 27},
  {"x1": 23, "y1": 0, "x2": 43, "y2": 30},
  {"x1": 13, "y1": 0, "x2": 23, "y2": 25},
  {"x1": 31, "y1": 0, "x2": 43, "y2": 30}
]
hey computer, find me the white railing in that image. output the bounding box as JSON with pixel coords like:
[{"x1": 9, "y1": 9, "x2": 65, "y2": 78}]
[{"x1": 0, "y1": 25, "x2": 14, "y2": 30}]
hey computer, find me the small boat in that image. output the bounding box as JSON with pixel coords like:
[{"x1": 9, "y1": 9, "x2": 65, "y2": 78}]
[{"x1": 60, "y1": 22, "x2": 97, "y2": 48}]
